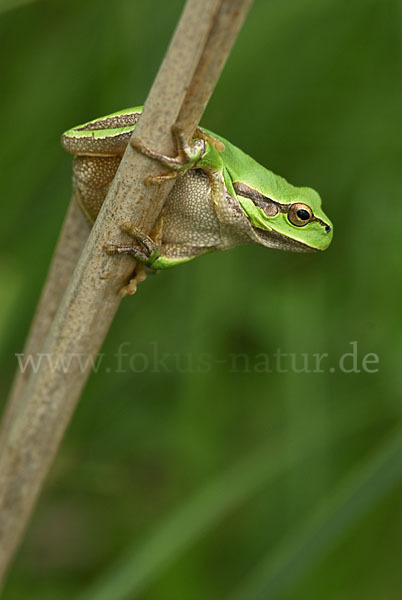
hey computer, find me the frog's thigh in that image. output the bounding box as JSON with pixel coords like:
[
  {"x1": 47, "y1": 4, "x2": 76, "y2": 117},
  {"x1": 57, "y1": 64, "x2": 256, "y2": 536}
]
[{"x1": 73, "y1": 155, "x2": 121, "y2": 222}]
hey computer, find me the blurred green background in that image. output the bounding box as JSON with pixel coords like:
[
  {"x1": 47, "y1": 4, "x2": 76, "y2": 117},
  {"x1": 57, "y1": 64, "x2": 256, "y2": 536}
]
[{"x1": 1, "y1": 0, "x2": 401, "y2": 598}]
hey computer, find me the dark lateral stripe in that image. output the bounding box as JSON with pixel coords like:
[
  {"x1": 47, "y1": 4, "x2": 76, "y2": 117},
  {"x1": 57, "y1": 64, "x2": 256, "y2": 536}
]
[
  {"x1": 233, "y1": 181, "x2": 269, "y2": 203},
  {"x1": 234, "y1": 181, "x2": 282, "y2": 216}
]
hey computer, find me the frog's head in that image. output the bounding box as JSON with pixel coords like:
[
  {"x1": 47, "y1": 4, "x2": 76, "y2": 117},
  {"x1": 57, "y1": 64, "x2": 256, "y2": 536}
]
[{"x1": 234, "y1": 181, "x2": 333, "y2": 252}]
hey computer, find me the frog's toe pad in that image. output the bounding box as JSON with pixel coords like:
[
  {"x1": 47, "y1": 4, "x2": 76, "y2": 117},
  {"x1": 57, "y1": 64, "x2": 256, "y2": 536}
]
[{"x1": 120, "y1": 265, "x2": 148, "y2": 298}]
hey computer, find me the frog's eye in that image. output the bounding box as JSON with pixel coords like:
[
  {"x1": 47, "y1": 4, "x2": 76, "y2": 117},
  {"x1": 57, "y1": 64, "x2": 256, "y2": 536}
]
[{"x1": 288, "y1": 203, "x2": 313, "y2": 227}]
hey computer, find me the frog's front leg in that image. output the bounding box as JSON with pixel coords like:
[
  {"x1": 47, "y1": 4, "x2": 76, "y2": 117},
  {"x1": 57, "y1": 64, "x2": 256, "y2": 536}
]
[
  {"x1": 105, "y1": 221, "x2": 163, "y2": 296},
  {"x1": 130, "y1": 125, "x2": 206, "y2": 185},
  {"x1": 105, "y1": 222, "x2": 160, "y2": 263}
]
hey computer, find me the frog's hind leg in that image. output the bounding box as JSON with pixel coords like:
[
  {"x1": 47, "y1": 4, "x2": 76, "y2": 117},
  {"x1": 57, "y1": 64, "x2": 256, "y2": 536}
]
[
  {"x1": 194, "y1": 127, "x2": 225, "y2": 153},
  {"x1": 130, "y1": 125, "x2": 206, "y2": 185},
  {"x1": 120, "y1": 262, "x2": 149, "y2": 297}
]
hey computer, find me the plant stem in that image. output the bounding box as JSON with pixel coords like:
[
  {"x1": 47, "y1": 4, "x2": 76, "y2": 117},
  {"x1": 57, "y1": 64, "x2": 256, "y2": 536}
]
[{"x1": 0, "y1": 197, "x2": 89, "y2": 437}]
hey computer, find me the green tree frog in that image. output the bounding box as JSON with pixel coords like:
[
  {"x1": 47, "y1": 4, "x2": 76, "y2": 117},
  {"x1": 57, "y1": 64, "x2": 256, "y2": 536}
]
[{"x1": 61, "y1": 106, "x2": 332, "y2": 271}]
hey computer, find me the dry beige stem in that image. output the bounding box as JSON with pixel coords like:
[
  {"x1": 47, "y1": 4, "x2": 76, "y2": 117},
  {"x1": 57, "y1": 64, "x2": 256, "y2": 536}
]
[
  {"x1": 0, "y1": 0, "x2": 254, "y2": 586},
  {"x1": 1, "y1": 198, "x2": 89, "y2": 437}
]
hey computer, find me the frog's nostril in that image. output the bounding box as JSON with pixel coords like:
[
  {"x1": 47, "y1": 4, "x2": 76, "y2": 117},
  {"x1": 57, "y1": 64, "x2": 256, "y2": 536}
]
[{"x1": 325, "y1": 225, "x2": 331, "y2": 233}]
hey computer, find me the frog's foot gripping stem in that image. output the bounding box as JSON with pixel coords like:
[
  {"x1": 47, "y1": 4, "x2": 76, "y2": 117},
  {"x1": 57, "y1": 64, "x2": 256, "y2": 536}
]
[
  {"x1": 104, "y1": 222, "x2": 160, "y2": 296},
  {"x1": 105, "y1": 222, "x2": 159, "y2": 262},
  {"x1": 130, "y1": 124, "x2": 206, "y2": 185}
]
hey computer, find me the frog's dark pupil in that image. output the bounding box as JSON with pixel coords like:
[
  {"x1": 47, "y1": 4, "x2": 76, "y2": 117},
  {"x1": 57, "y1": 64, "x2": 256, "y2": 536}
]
[{"x1": 296, "y1": 209, "x2": 310, "y2": 221}]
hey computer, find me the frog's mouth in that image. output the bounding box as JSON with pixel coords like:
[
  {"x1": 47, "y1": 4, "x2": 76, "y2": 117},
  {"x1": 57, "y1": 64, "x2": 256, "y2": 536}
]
[{"x1": 252, "y1": 226, "x2": 319, "y2": 253}]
